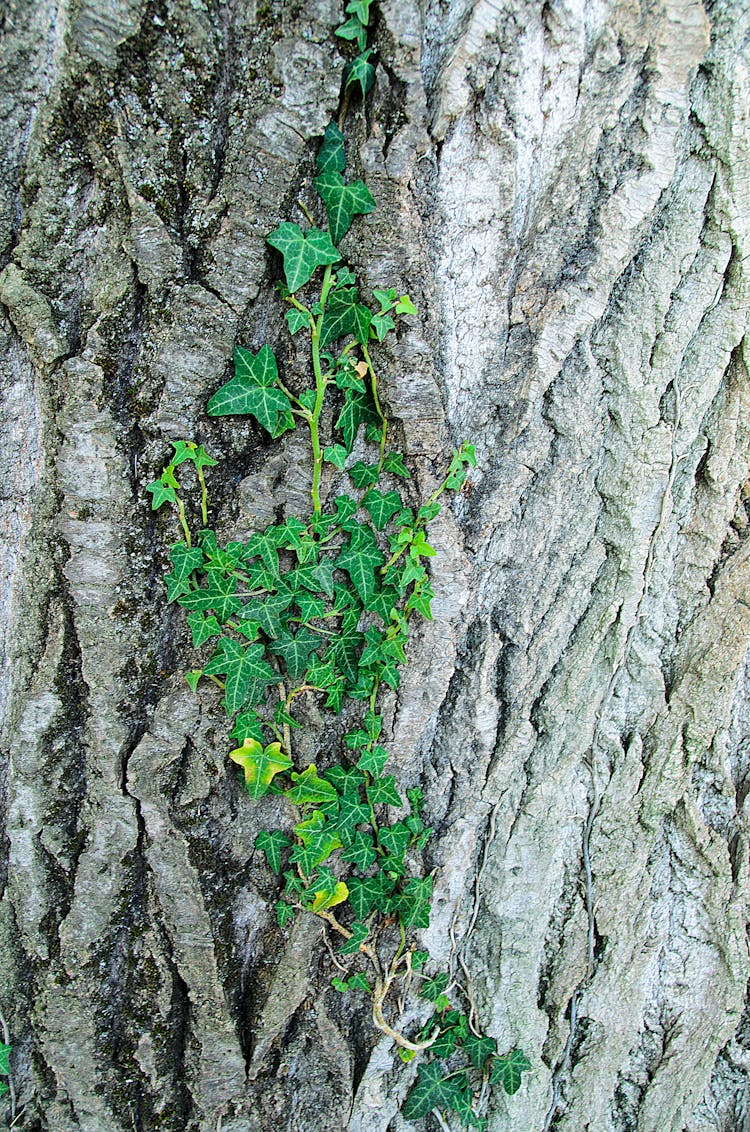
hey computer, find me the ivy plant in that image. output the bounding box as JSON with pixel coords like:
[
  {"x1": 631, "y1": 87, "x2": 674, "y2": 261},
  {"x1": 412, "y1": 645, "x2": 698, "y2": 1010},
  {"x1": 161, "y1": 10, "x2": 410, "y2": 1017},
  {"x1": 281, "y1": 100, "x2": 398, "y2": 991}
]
[{"x1": 147, "y1": 2, "x2": 529, "y2": 1126}]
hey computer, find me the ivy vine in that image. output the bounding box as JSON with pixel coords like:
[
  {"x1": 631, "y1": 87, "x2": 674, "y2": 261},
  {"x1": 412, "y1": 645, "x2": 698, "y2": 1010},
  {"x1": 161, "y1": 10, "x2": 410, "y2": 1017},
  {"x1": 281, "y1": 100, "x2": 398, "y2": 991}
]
[{"x1": 148, "y1": 1, "x2": 529, "y2": 1125}]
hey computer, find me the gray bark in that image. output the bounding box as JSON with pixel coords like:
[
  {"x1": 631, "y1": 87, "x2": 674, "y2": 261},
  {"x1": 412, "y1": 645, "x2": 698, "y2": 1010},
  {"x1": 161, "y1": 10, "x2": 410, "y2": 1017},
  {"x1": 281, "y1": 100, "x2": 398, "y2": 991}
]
[{"x1": 0, "y1": 0, "x2": 748, "y2": 1129}]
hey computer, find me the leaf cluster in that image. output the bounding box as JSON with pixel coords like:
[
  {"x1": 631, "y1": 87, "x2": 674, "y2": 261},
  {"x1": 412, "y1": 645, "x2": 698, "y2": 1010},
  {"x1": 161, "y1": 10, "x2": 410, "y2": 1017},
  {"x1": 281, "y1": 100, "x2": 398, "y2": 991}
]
[{"x1": 146, "y1": 0, "x2": 531, "y2": 1122}]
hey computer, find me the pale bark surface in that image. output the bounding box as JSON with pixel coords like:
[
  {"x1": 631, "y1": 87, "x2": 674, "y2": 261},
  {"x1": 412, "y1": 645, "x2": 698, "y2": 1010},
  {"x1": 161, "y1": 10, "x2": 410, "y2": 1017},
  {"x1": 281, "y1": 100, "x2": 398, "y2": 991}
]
[{"x1": 0, "y1": 0, "x2": 748, "y2": 1129}]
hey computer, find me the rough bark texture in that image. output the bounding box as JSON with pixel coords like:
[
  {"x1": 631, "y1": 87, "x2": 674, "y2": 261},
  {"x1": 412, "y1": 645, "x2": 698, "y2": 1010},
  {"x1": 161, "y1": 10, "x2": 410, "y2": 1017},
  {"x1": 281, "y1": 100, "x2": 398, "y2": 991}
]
[{"x1": 0, "y1": 0, "x2": 748, "y2": 1129}]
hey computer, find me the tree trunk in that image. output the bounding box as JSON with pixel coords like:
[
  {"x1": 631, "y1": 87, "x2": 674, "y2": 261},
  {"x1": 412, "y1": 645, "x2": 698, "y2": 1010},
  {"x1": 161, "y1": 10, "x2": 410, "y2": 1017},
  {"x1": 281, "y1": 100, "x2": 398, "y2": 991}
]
[{"x1": 1, "y1": 0, "x2": 748, "y2": 1129}]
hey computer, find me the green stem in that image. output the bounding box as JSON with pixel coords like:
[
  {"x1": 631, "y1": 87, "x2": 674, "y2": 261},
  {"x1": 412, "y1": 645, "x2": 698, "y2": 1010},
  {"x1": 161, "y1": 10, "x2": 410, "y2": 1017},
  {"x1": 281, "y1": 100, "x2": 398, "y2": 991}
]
[
  {"x1": 175, "y1": 494, "x2": 191, "y2": 547},
  {"x1": 362, "y1": 342, "x2": 387, "y2": 468},
  {"x1": 309, "y1": 264, "x2": 335, "y2": 515},
  {"x1": 196, "y1": 469, "x2": 209, "y2": 526}
]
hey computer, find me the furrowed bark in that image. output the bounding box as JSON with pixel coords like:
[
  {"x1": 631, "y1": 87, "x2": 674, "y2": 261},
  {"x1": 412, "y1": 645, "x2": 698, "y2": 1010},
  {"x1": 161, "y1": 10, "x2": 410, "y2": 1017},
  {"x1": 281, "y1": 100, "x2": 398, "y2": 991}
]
[{"x1": 0, "y1": 0, "x2": 748, "y2": 1129}]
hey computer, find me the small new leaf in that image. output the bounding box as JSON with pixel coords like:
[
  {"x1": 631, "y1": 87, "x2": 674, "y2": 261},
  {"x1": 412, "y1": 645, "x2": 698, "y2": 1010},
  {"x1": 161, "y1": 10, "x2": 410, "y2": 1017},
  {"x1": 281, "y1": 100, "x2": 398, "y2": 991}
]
[{"x1": 316, "y1": 121, "x2": 346, "y2": 175}]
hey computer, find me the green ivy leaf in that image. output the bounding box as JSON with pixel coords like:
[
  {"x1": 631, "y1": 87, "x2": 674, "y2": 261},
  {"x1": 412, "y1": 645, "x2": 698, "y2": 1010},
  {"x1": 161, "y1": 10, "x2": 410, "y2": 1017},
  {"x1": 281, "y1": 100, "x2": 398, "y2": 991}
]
[
  {"x1": 395, "y1": 294, "x2": 418, "y2": 315},
  {"x1": 382, "y1": 451, "x2": 411, "y2": 479},
  {"x1": 378, "y1": 822, "x2": 410, "y2": 858},
  {"x1": 345, "y1": 0, "x2": 373, "y2": 23},
  {"x1": 335, "y1": 15, "x2": 367, "y2": 51},
  {"x1": 229, "y1": 738, "x2": 293, "y2": 799},
  {"x1": 357, "y1": 744, "x2": 388, "y2": 775},
  {"x1": 229, "y1": 709, "x2": 266, "y2": 744},
  {"x1": 255, "y1": 829, "x2": 292, "y2": 873},
  {"x1": 464, "y1": 1033, "x2": 498, "y2": 1070},
  {"x1": 177, "y1": 573, "x2": 243, "y2": 622},
  {"x1": 366, "y1": 774, "x2": 402, "y2": 808},
  {"x1": 345, "y1": 49, "x2": 375, "y2": 97},
  {"x1": 0, "y1": 1042, "x2": 10, "y2": 1076},
  {"x1": 314, "y1": 172, "x2": 376, "y2": 245},
  {"x1": 276, "y1": 900, "x2": 296, "y2": 928},
  {"x1": 207, "y1": 346, "x2": 291, "y2": 435},
  {"x1": 349, "y1": 461, "x2": 379, "y2": 488},
  {"x1": 402, "y1": 1063, "x2": 469, "y2": 1121},
  {"x1": 186, "y1": 610, "x2": 222, "y2": 647},
  {"x1": 347, "y1": 972, "x2": 371, "y2": 992},
  {"x1": 204, "y1": 638, "x2": 277, "y2": 712},
  {"x1": 370, "y1": 312, "x2": 395, "y2": 341},
  {"x1": 341, "y1": 830, "x2": 377, "y2": 870},
  {"x1": 184, "y1": 670, "x2": 203, "y2": 692},
  {"x1": 169, "y1": 542, "x2": 204, "y2": 582},
  {"x1": 336, "y1": 388, "x2": 379, "y2": 452},
  {"x1": 241, "y1": 589, "x2": 295, "y2": 640},
  {"x1": 146, "y1": 476, "x2": 177, "y2": 509},
  {"x1": 285, "y1": 764, "x2": 339, "y2": 809},
  {"x1": 270, "y1": 626, "x2": 322, "y2": 680},
  {"x1": 489, "y1": 1050, "x2": 531, "y2": 1095},
  {"x1": 419, "y1": 972, "x2": 449, "y2": 1002},
  {"x1": 361, "y1": 488, "x2": 402, "y2": 530},
  {"x1": 320, "y1": 287, "x2": 373, "y2": 348},
  {"x1": 335, "y1": 524, "x2": 385, "y2": 604},
  {"x1": 324, "y1": 443, "x2": 348, "y2": 470},
  {"x1": 266, "y1": 222, "x2": 340, "y2": 293},
  {"x1": 316, "y1": 121, "x2": 346, "y2": 175},
  {"x1": 347, "y1": 873, "x2": 390, "y2": 919},
  {"x1": 340, "y1": 920, "x2": 369, "y2": 955},
  {"x1": 285, "y1": 308, "x2": 310, "y2": 335}
]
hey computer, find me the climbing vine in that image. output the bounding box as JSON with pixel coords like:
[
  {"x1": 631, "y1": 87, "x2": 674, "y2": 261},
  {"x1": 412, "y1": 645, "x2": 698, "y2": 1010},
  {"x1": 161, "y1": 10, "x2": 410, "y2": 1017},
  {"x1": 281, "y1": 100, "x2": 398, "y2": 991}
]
[{"x1": 148, "y1": 1, "x2": 529, "y2": 1126}]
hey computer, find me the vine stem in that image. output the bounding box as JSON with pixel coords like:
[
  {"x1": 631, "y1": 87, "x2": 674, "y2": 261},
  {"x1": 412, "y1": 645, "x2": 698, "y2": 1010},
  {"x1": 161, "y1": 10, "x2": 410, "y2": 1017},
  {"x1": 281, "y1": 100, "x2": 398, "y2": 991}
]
[
  {"x1": 309, "y1": 263, "x2": 335, "y2": 514},
  {"x1": 361, "y1": 342, "x2": 387, "y2": 467}
]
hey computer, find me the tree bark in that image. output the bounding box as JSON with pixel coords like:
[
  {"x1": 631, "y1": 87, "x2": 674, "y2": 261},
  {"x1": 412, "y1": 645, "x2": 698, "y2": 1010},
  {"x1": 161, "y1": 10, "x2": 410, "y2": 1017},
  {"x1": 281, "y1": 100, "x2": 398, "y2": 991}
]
[{"x1": 0, "y1": 0, "x2": 748, "y2": 1129}]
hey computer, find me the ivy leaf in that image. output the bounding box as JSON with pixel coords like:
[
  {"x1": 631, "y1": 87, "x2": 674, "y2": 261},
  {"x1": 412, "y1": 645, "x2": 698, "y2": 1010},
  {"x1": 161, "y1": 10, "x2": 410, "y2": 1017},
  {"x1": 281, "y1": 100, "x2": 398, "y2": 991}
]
[
  {"x1": 336, "y1": 388, "x2": 379, "y2": 452},
  {"x1": 335, "y1": 15, "x2": 367, "y2": 51},
  {"x1": 177, "y1": 573, "x2": 243, "y2": 622},
  {"x1": 335, "y1": 524, "x2": 385, "y2": 603},
  {"x1": 270, "y1": 626, "x2": 322, "y2": 680},
  {"x1": 276, "y1": 901, "x2": 296, "y2": 928},
  {"x1": 345, "y1": 49, "x2": 375, "y2": 97},
  {"x1": 357, "y1": 744, "x2": 388, "y2": 775},
  {"x1": 169, "y1": 542, "x2": 204, "y2": 582},
  {"x1": 186, "y1": 610, "x2": 222, "y2": 648},
  {"x1": 490, "y1": 1050, "x2": 531, "y2": 1095},
  {"x1": 366, "y1": 586, "x2": 400, "y2": 624},
  {"x1": 296, "y1": 593, "x2": 327, "y2": 622},
  {"x1": 310, "y1": 880, "x2": 349, "y2": 913},
  {"x1": 316, "y1": 121, "x2": 346, "y2": 175},
  {"x1": 255, "y1": 830, "x2": 292, "y2": 873},
  {"x1": 347, "y1": 971, "x2": 371, "y2": 991},
  {"x1": 340, "y1": 920, "x2": 369, "y2": 955},
  {"x1": 330, "y1": 791, "x2": 368, "y2": 846},
  {"x1": 370, "y1": 312, "x2": 395, "y2": 341},
  {"x1": 245, "y1": 528, "x2": 281, "y2": 576},
  {"x1": 324, "y1": 764, "x2": 366, "y2": 795},
  {"x1": 324, "y1": 443, "x2": 348, "y2": 469},
  {"x1": 397, "y1": 876, "x2": 432, "y2": 928},
  {"x1": 229, "y1": 708, "x2": 266, "y2": 744},
  {"x1": 419, "y1": 972, "x2": 449, "y2": 1002},
  {"x1": 207, "y1": 346, "x2": 291, "y2": 434},
  {"x1": 320, "y1": 287, "x2": 373, "y2": 348},
  {"x1": 402, "y1": 1064, "x2": 469, "y2": 1121},
  {"x1": 314, "y1": 172, "x2": 376, "y2": 245},
  {"x1": 361, "y1": 488, "x2": 402, "y2": 530},
  {"x1": 285, "y1": 308, "x2": 309, "y2": 335},
  {"x1": 184, "y1": 670, "x2": 202, "y2": 692},
  {"x1": 378, "y1": 822, "x2": 410, "y2": 858},
  {"x1": 241, "y1": 589, "x2": 295, "y2": 640},
  {"x1": 204, "y1": 639, "x2": 277, "y2": 712},
  {"x1": 348, "y1": 461, "x2": 379, "y2": 488},
  {"x1": 325, "y1": 619, "x2": 363, "y2": 685},
  {"x1": 341, "y1": 831, "x2": 377, "y2": 870},
  {"x1": 366, "y1": 774, "x2": 402, "y2": 808},
  {"x1": 345, "y1": 0, "x2": 373, "y2": 22},
  {"x1": 146, "y1": 477, "x2": 177, "y2": 509},
  {"x1": 382, "y1": 451, "x2": 411, "y2": 479},
  {"x1": 347, "y1": 874, "x2": 387, "y2": 920},
  {"x1": 285, "y1": 764, "x2": 339, "y2": 809},
  {"x1": 464, "y1": 1033, "x2": 498, "y2": 1070},
  {"x1": 229, "y1": 738, "x2": 293, "y2": 799},
  {"x1": 266, "y1": 222, "x2": 340, "y2": 293},
  {"x1": 291, "y1": 815, "x2": 343, "y2": 872}
]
